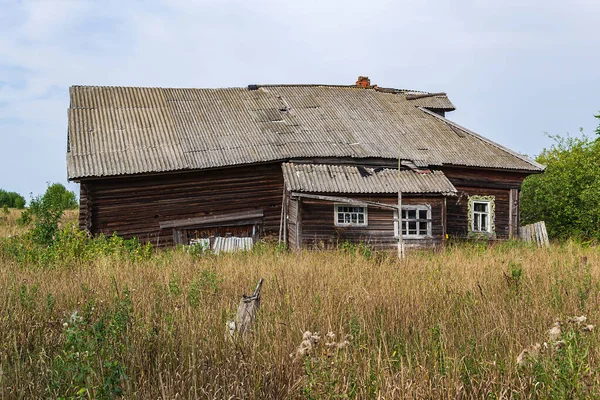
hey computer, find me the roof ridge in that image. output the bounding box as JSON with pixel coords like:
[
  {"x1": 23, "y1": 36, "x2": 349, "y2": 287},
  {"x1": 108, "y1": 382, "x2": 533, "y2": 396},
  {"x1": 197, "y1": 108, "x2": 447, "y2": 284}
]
[
  {"x1": 69, "y1": 84, "x2": 446, "y2": 95},
  {"x1": 418, "y1": 107, "x2": 545, "y2": 171}
]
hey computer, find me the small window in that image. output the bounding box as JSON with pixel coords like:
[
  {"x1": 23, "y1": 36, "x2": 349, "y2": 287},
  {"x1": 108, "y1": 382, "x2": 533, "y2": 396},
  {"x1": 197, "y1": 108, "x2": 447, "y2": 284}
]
[
  {"x1": 472, "y1": 200, "x2": 491, "y2": 233},
  {"x1": 394, "y1": 205, "x2": 431, "y2": 238},
  {"x1": 335, "y1": 204, "x2": 368, "y2": 227}
]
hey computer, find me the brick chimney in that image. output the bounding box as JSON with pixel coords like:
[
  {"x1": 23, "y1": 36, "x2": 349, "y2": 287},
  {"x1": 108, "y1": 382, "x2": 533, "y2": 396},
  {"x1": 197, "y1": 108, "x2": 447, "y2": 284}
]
[{"x1": 356, "y1": 76, "x2": 370, "y2": 88}]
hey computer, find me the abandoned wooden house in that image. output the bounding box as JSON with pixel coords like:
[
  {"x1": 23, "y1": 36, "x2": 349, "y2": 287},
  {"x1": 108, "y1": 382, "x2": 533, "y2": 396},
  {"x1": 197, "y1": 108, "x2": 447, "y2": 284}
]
[{"x1": 66, "y1": 76, "x2": 544, "y2": 250}]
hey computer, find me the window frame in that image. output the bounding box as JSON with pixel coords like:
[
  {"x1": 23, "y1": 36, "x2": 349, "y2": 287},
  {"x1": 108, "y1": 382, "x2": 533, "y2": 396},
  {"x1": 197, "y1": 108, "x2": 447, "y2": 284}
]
[
  {"x1": 471, "y1": 200, "x2": 492, "y2": 233},
  {"x1": 334, "y1": 204, "x2": 368, "y2": 227},
  {"x1": 467, "y1": 195, "x2": 495, "y2": 235},
  {"x1": 394, "y1": 205, "x2": 432, "y2": 239}
]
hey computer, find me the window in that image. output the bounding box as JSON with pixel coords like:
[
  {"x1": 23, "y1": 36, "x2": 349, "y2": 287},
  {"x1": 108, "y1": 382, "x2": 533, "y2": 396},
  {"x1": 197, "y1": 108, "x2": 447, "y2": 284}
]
[
  {"x1": 472, "y1": 200, "x2": 491, "y2": 233},
  {"x1": 394, "y1": 205, "x2": 431, "y2": 238},
  {"x1": 335, "y1": 204, "x2": 368, "y2": 226}
]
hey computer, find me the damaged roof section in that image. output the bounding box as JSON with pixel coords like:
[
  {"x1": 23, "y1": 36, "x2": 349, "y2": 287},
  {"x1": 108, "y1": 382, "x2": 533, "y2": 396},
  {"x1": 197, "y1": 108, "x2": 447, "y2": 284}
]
[
  {"x1": 282, "y1": 163, "x2": 457, "y2": 196},
  {"x1": 67, "y1": 84, "x2": 543, "y2": 180}
]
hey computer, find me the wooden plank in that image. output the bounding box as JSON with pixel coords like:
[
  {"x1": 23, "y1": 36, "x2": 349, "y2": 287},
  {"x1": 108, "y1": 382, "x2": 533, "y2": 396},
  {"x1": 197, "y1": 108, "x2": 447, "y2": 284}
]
[
  {"x1": 291, "y1": 192, "x2": 398, "y2": 210},
  {"x1": 509, "y1": 189, "x2": 514, "y2": 239},
  {"x1": 296, "y1": 198, "x2": 303, "y2": 251},
  {"x1": 160, "y1": 210, "x2": 264, "y2": 229}
]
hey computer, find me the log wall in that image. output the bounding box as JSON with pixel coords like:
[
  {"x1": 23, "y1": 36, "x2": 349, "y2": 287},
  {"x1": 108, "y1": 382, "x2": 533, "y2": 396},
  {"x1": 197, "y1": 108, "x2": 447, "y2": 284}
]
[
  {"x1": 296, "y1": 194, "x2": 446, "y2": 250},
  {"x1": 441, "y1": 167, "x2": 530, "y2": 239},
  {"x1": 79, "y1": 163, "x2": 284, "y2": 247}
]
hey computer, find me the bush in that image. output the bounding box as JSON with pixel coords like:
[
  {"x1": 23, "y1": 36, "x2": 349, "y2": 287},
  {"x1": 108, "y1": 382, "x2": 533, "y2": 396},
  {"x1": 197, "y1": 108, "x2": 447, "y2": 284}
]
[{"x1": 21, "y1": 183, "x2": 77, "y2": 246}]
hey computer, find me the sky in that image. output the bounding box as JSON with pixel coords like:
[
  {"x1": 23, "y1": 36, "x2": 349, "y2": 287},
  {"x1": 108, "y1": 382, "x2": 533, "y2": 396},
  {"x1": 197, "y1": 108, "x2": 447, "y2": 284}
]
[{"x1": 0, "y1": 0, "x2": 599, "y2": 199}]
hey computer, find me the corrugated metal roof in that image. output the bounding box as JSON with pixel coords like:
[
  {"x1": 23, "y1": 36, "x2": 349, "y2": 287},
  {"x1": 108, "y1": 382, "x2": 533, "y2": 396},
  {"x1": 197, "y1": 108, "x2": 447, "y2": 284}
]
[
  {"x1": 67, "y1": 84, "x2": 544, "y2": 179},
  {"x1": 282, "y1": 163, "x2": 457, "y2": 195}
]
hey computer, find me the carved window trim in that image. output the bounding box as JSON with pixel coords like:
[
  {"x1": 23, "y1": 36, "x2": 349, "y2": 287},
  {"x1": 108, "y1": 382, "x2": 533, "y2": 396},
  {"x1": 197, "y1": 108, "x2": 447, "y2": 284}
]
[{"x1": 468, "y1": 195, "x2": 495, "y2": 236}]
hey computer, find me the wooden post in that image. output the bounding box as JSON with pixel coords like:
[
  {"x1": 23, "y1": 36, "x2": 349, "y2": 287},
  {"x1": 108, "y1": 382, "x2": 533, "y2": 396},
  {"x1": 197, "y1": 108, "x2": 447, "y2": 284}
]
[
  {"x1": 397, "y1": 158, "x2": 405, "y2": 259},
  {"x1": 227, "y1": 278, "x2": 264, "y2": 338},
  {"x1": 398, "y1": 191, "x2": 404, "y2": 259},
  {"x1": 279, "y1": 188, "x2": 285, "y2": 244}
]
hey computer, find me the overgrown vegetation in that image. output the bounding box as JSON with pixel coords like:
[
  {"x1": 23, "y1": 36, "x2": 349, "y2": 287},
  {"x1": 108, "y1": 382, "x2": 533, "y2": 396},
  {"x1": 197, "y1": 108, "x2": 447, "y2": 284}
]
[
  {"x1": 0, "y1": 208, "x2": 599, "y2": 398},
  {"x1": 521, "y1": 113, "x2": 600, "y2": 241},
  {"x1": 0, "y1": 188, "x2": 26, "y2": 208},
  {"x1": 16, "y1": 182, "x2": 79, "y2": 246}
]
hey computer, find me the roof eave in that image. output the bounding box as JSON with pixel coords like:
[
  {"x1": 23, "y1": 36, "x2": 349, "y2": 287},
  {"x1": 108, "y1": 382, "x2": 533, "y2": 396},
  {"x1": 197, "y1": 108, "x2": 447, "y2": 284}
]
[{"x1": 418, "y1": 107, "x2": 545, "y2": 172}]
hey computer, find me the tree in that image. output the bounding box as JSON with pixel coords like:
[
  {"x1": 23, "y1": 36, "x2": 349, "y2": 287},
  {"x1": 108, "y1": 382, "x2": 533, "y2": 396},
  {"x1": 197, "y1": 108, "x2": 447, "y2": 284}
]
[
  {"x1": 41, "y1": 183, "x2": 78, "y2": 210},
  {"x1": 0, "y1": 189, "x2": 26, "y2": 209},
  {"x1": 520, "y1": 127, "x2": 600, "y2": 240}
]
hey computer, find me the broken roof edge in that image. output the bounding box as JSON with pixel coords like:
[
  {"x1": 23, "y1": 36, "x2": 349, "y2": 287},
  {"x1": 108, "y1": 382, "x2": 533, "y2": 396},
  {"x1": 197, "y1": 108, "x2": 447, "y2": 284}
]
[
  {"x1": 418, "y1": 107, "x2": 545, "y2": 172},
  {"x1": 69, "y1": 83, "x2": 453, "y2": 97},
  {"x1": 281, "y1": 162, "x2": 457, "y2": 196}
]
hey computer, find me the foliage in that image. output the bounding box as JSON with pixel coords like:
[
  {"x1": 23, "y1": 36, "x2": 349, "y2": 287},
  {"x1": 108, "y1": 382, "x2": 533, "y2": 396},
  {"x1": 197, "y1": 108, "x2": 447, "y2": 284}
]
[
  {"x1": 521, "y1": 132, "x2": 600, "y2": 240},
  {"x1": 48, "y1": 288, "x2": 130, "y2": 398},
  {"x1": 41, "y1": 183, "x2": 78, "y2": 210},
  {"x1": 0, "y1": 227, "x2": 153, "y2": 268},
  {"x1": 16, "y1": 183, "x2": 78, "y2": 246},
  {"x1": 0, "y1": 189, "x2": 26, "y2": 209},
  {"x1": 525, "y1": 326, "x2": 593, "y2": 398}
]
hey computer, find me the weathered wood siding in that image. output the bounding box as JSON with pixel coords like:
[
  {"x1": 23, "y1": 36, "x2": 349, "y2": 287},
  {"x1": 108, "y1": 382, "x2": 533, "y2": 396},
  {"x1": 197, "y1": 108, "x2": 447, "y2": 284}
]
[
  {"x1": 286, "y1": 197, "x2": 300, "y2": 250},
  {"x1": 441, "y1": 167, "x2": 530, "y2": 239},
  {"x1": 297, "y1": 194, "x2": 445, "y2": 250},
  {"x1": 79, "y1": 163, "x2": 284, "y2": 247}
]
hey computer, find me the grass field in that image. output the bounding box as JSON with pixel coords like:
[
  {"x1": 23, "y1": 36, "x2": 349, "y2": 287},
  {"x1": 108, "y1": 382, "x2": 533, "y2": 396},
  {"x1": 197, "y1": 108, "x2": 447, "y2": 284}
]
[{"x1": 0, "y1": 209, "x2": 599, "y2": 399}]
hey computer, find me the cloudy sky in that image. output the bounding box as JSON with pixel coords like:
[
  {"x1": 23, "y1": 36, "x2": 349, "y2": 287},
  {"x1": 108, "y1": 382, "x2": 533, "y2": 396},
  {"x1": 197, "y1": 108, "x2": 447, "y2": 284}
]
[{"x1": 1, "y1": 0, "x2": 599, "y2": 199}]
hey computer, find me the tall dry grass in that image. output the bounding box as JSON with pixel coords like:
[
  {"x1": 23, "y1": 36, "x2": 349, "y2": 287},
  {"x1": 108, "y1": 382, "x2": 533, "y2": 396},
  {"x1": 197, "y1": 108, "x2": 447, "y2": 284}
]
[{"x1": 0, "y1": 210, "x2": 599, "y2": 398}]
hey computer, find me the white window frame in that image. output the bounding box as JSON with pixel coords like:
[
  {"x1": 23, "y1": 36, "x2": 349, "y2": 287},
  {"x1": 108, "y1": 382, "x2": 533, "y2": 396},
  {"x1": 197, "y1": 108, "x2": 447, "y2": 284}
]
[
  {"x1": 334, "y1": 204, "x2": 368, "y2": 227},
  {"x1": 394, "y1": 205, "x2": 432, "y2": 238},
  {"x1": 471, "y1": 200, "x2": 492, "y2": 233}
]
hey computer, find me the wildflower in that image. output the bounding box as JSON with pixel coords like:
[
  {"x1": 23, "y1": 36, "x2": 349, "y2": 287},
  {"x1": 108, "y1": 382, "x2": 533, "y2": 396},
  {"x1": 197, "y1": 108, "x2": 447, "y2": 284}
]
[
  {"x1": 568, "y1": 315, "x2": 587, "y2": 325},
  {"x1": 547, "y1": 321, "x2": 561, "y2": 342},
  {"x1": 516, "y1": 343, "x2": 541, "y2": 367},
  {"x1": 62, "y1": 322, "x2": 68, "y2": 328}
]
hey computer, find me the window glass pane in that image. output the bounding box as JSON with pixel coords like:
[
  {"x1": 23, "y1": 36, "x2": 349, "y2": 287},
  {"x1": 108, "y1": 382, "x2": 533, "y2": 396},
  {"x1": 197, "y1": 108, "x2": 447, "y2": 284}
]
[
  {"x1": 401, "y1": 210, "x2": 406, "y2": 219},
  {"x1": 351, "y1": 213, "x2": 357, "y2": 223},
  {"x1": 474, "y1": 202, "x2": 487, "y2": 212},
  {"x1": 481, "y1": 214, "x2": 487, "y2": 231},
  {"x1": 474, "y1": 213, "x2": 480, "y2": 231},
  {"x1": 408, "y1": 221, "x2": 417, "y2": 230},
  {"x1": 402, "y1": 226, "x2": 407, "y2": 235},
  {"x1": 418, "y1": 223, "x2": 427, "y2": 235},
  {"x1": 419, "y1": 210, "x2": 427, "y2": 220},
  {"x1": 358, "y1": 214, "x2": 364, "y2": 224},
  {"x1": 338, "y1": 214, "x2": 344, "y2": 223},
  {"x1": 408, "y1": 210, "x2": 416, "y2": 219},
  {"x1": 345, "y1": 214, "x2": 350, "y2": 223}
]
